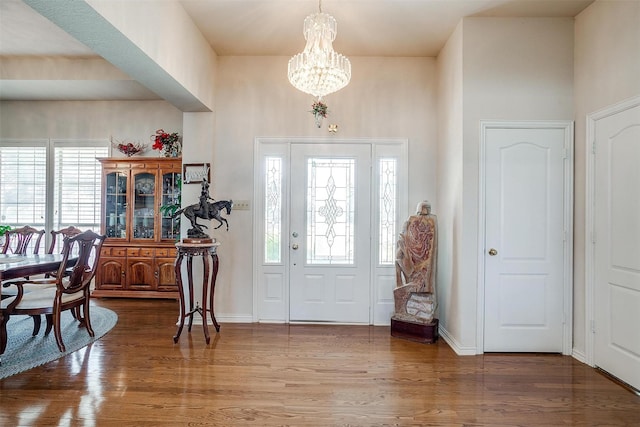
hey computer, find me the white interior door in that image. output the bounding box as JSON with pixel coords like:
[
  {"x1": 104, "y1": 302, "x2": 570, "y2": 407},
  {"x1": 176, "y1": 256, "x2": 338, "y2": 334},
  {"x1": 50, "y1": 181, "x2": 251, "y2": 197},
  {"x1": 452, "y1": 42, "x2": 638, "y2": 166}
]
[
  {"x1": 593, "y1": 102, "x2": 640, "y2": 390},
  {"x1": 483, "y1": 125, "x2": 569, "y2": 352},
  {"x1": 289, "y1": 144, "x2": 371, "y2": 323}
]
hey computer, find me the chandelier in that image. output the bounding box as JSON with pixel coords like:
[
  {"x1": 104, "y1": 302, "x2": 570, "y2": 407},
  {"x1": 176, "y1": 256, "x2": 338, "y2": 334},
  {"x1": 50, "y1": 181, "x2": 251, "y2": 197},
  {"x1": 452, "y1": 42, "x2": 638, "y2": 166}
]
[{"x1": 287, "y1": 0, "x2": 351, "y2": 99}]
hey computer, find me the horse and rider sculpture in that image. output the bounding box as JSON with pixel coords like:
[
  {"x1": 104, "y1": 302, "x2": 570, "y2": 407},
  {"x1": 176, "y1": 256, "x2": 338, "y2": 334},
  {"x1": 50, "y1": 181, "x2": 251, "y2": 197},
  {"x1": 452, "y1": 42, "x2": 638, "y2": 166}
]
[{"x1": 172, "y1": 178, "x2": 232, "y2": 239}]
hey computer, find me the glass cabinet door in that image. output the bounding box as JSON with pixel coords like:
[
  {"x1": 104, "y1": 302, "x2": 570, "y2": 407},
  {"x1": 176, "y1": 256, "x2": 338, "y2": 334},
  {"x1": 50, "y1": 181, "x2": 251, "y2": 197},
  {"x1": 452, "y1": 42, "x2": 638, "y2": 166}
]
[
  {"x1": 104, "y1": 171, "x2": 128, "y2": 239},
  {"x1": 161, "y1": 172, "x2": 181, "y2": 240},
  {"x1": 133, "y1": 171, "x2": 156, "y2": 240}
]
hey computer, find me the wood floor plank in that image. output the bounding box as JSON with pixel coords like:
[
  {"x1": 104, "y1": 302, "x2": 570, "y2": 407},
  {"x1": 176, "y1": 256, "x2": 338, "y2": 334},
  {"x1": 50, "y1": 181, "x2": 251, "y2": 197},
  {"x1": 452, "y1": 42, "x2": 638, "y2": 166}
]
[{"x1": 0, "y1": 298, "x2": 638, "y2": 426}]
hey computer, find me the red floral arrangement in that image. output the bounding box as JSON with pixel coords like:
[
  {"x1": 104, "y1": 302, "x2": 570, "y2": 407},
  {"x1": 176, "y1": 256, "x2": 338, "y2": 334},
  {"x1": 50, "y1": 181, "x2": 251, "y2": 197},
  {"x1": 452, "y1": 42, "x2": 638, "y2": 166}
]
[
  {"x1": 151, "y1": 129, "x2": 181, "y2": 157},
  {"x1": 111, "y1": 138, "x2": 146, "y2": 157}
]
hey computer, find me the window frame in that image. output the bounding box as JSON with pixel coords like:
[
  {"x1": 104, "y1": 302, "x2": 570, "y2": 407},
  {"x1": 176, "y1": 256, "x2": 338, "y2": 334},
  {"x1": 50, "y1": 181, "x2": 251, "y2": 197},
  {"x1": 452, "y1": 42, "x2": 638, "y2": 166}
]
[{"x1": 0, "y1": 138, "x2": 110, "y2": 251}]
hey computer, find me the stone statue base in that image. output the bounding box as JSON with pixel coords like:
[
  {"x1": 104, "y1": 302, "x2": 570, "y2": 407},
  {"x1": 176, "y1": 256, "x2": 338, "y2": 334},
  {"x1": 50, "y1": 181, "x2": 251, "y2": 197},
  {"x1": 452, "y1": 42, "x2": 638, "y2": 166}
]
[{"x1": 391, "y1": 317, "x2": 439, "y2": 344}]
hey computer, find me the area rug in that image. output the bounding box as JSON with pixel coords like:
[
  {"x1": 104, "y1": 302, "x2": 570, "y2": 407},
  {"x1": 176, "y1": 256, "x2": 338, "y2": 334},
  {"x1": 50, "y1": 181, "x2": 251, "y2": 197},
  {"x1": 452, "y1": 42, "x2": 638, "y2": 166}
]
[{"x1": 0, "y1": 305, "x2": 117, "y2": 379}]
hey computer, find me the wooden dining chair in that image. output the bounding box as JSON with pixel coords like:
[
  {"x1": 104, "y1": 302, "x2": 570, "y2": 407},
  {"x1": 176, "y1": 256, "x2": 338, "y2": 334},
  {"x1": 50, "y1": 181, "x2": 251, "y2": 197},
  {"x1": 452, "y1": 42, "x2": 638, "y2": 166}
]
[
  {"x1": 47, "y1": 226, "x2": 84, "y2": 256},
  {"x1": 3, "y1": 226, "x2": 88, "y2": 334},
  {"x1": 1, "y1": 226, "x2": 76, "y2": 333},
  {"x1": 1, "y1": 225, "x2": 48, "y2": 304},
  {"x1": 0, "y1": 230, "x2": 106, "y2": 355},
  {"x1": 0, "y1": 225, "x2": 45, "y2": 255}
]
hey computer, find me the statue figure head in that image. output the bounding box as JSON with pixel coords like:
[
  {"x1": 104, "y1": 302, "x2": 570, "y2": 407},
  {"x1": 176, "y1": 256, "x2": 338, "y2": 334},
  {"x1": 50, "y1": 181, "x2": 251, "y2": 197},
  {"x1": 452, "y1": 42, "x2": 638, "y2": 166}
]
[{"x1": 416, "y1": 200, "x2": 431, "y2": 215}]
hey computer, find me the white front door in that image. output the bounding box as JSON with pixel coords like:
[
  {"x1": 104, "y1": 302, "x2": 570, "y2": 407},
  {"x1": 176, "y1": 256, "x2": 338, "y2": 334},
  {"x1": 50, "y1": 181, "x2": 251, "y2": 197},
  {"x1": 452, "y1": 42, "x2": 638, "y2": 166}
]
[
  {"x1": 289, "y1": 144, "x2": 371, "y2": 323},
  {"x1": 593, "y1": 101, "x2": 640, "y2": 390},
  {"x1": 482, "y1": 124, "x2": 570, "y2": 352}
]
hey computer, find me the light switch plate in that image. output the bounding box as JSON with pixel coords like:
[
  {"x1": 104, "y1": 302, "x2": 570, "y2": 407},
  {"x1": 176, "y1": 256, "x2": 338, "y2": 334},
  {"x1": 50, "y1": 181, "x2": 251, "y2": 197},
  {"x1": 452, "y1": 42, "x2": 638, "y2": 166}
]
[{"x1": 233, "y1": 200, "x2": 250, "y2": 210}]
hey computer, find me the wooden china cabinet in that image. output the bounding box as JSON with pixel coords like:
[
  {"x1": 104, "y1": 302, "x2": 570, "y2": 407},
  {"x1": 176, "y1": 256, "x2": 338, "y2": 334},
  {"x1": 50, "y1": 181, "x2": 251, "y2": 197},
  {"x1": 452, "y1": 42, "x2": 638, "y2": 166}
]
[{"x1": 93, "y1": 157, "x2": 181, "y2": 299}]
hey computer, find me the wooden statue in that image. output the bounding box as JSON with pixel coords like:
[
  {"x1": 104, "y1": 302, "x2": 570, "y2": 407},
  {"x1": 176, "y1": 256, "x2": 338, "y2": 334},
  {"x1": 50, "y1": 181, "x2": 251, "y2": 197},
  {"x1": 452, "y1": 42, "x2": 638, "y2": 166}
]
[{"x1": 393, "y1": 200, "x2": 437, "y2": 324}]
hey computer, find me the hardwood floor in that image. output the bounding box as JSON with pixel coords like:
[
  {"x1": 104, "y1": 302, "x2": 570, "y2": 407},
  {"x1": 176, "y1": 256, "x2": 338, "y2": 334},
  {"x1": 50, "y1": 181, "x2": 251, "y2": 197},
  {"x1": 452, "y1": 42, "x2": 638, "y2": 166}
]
[{"x1": 1, "y1": 298, "x2": 638, "y2": 426}]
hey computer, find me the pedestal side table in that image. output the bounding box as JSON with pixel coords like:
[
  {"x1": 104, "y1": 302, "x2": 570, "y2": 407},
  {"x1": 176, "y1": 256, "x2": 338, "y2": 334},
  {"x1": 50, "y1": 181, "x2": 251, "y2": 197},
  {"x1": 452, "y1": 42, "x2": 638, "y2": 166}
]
[{"x1": 173, "y1": 241, "x2": 220, "y2": 344}]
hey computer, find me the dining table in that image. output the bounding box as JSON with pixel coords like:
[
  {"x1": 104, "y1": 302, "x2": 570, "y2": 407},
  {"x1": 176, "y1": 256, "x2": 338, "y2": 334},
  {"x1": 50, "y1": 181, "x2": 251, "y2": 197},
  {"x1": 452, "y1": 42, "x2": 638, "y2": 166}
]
[{"x1": 0, "y1": 253, "x2": 70, "y2": 284}]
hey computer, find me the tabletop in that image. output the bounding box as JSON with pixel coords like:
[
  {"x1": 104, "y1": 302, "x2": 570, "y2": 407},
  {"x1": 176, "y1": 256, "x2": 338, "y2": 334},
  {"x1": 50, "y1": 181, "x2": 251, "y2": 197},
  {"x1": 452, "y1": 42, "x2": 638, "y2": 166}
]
[{"x1": 0, "y1": 254, "x2": 68, "y2": 282}]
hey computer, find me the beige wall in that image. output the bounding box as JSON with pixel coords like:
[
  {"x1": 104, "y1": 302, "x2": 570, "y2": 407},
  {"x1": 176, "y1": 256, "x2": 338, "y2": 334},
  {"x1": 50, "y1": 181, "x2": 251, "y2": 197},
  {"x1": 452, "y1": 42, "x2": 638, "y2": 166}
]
[
  {"x1": 213, "y1": 56, "x2": 437, "y2": 318},
  {"x1": 0, "y1": 100, "x2": 182, "y2": 141},
  {"x1": 436, "y1": 22, "x2": 465, "y2": 350},
  {"x1": 573, "y1": 0, "x2": 640, "y2": 357}
]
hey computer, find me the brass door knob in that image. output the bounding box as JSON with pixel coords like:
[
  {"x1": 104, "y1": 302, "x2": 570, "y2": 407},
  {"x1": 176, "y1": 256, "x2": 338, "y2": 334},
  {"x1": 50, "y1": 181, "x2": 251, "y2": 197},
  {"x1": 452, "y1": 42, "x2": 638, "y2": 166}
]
[
  {"x1": 488, "y1": 248, "x2": 498, "y2": 256},
  {"x1": 292, "y1": 243, "x2": 299, "y2": 250}
]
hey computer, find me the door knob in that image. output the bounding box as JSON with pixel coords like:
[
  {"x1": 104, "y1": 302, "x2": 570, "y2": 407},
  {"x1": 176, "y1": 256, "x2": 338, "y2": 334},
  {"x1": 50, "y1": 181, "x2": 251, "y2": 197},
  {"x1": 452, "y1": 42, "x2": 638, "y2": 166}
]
[
  {"x1": 488, "y1": 248, "x2": 498, "y2": 256},
  {"x1": 292, "y1": 243, "x2": 299, "y2": 250}
]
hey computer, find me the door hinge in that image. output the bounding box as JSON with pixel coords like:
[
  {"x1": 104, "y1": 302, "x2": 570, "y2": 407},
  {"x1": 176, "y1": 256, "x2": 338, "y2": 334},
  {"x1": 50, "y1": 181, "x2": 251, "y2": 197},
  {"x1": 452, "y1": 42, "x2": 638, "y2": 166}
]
[
  {"x1": 591, "y1": 319, "x2": 596, "y2": 333},
  {"x1": 563, "y1": 148, "x2": 569, "y2": 159},
  {"x1": 592, "y1": 140, "x2": 596, "y2": 154}
]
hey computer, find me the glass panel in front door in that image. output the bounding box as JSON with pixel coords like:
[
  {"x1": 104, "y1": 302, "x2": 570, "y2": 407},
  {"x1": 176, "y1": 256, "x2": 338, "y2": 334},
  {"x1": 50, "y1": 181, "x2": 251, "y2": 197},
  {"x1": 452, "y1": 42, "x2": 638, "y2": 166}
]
[{"x1": 306, "y1": 158, "x2": 355, "y2": 265}]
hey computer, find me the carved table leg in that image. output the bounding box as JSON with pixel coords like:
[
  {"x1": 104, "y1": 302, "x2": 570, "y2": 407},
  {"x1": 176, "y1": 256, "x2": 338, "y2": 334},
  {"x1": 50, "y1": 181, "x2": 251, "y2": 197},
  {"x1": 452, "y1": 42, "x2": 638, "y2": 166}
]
[
  {"x1": 201, "y1": 251, "x2": 211, "y2": 344},
  {"x1": 209, "y1": 252, "x2": 220, "y2": 332},
  {"x1": 186, "y1": 254, "x2": 194, "y2": 333},
  {"x1": 173, "y1": 243, "x2": 221, "y2": 344},
  {"x1": 173, "y1": 253, "x2": 185, "y2": 343}
]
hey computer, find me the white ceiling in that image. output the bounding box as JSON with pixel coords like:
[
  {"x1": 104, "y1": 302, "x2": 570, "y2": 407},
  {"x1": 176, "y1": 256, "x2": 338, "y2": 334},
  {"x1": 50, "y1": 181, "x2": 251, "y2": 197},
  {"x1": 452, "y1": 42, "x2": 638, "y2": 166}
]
[{"x1": 0, "y1": 0, "x2": 595, "y2": 101}]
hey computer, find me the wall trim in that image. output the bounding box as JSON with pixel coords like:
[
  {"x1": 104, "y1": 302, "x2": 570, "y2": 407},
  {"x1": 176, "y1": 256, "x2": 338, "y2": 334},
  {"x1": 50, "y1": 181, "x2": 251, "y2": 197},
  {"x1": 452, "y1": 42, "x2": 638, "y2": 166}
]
[
  {"x1": 180, "y1": 315, "x2": 254, "y2": 325},
  {"x1": 439, "y1": 325, "x2": 477, "y2": 356},
  {"x1": 572, "y1": 348, "x2": 588, "y2": 365}
]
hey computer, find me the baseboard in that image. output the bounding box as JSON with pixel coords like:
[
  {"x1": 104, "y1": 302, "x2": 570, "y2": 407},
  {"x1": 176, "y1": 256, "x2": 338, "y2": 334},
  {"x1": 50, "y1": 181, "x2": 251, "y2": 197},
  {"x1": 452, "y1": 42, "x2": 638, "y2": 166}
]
[
  {"x1": 439, "y1": 325, "x2": 477, "y2": 355},
  {"x1": 176, "y1": 314, "x2": 253, "y2": 325},
  {"x1": 215, "y1": 314, "x2": 254, "y2": 323},
  {"x1": 572, "y1": 348, "x2": 588, "y2": 365}
]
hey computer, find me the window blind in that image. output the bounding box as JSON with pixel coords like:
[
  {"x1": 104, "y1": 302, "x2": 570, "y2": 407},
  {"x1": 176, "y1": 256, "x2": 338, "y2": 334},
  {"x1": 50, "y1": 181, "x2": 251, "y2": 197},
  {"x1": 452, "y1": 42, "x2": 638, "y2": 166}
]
[
  {"x1": 0, "y1": 145, "x2": 47, "y2": 228},
  {"x1": 53, "y1": 145, "x2": 108, "y2": 231},
  {"x1": 0, "y1": 140, "x2": 109, "y2": 253}
]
